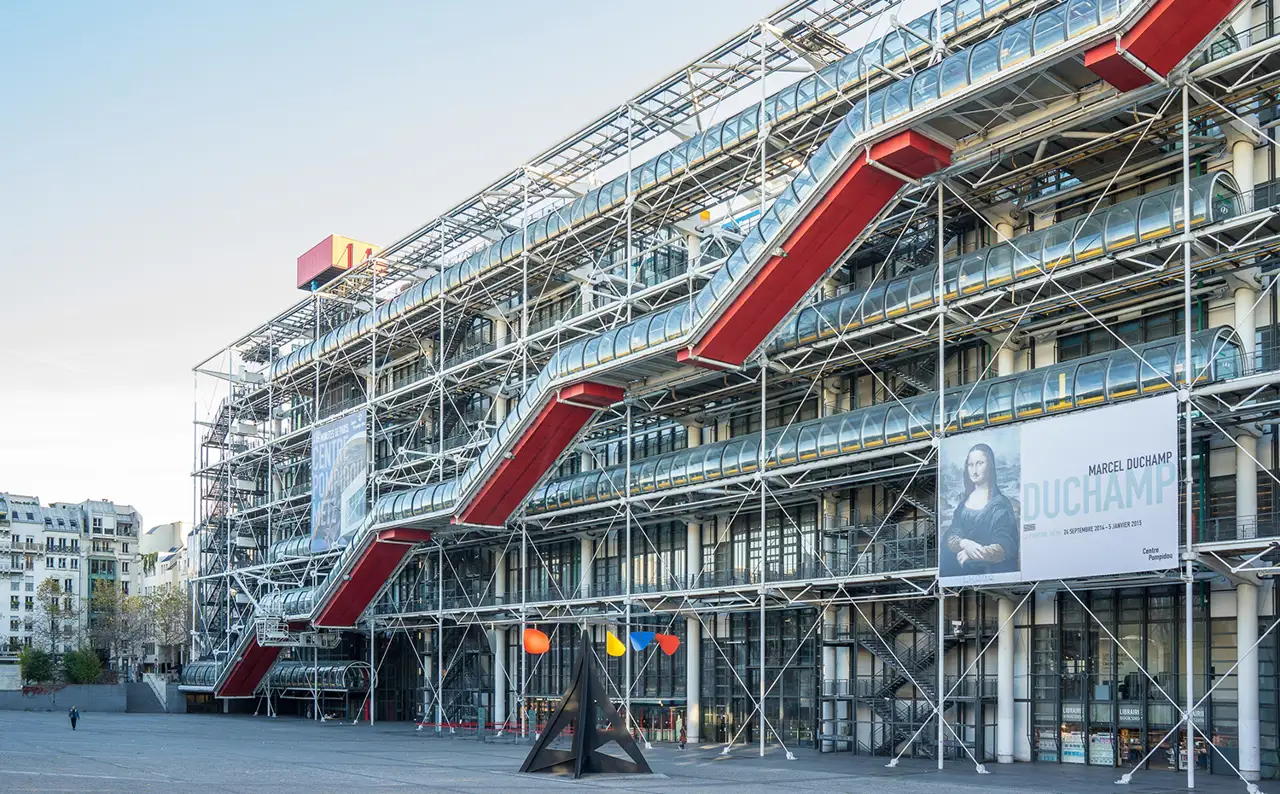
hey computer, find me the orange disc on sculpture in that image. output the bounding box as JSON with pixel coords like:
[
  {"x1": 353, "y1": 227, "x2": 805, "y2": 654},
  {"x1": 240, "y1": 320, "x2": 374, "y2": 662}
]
[
  {"x1": 655, "y1": 633, "x2": 680, "y2": 656},
  {"x1": 523, "y1": 628, "x2": 550, "y2": 655}
]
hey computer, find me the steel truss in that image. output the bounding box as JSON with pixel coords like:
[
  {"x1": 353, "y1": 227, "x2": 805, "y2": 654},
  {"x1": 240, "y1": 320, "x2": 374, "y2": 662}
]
[{"x1": 190, "y1": 2, "x2": 1280, "y2": 787}]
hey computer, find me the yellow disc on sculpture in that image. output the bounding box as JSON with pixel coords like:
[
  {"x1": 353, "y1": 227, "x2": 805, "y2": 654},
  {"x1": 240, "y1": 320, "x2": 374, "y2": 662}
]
[{"x1": 606, "y1": 630, "x2": 626, "y2": 657}]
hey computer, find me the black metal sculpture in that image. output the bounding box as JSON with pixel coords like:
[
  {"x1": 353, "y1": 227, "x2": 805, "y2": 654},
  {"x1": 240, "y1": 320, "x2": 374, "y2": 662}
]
[{"x1": 519, "y1": 630, "x2": 653, "y2": 778}]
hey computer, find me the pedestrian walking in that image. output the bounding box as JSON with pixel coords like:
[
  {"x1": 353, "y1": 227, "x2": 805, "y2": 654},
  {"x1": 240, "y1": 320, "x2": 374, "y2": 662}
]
[{"x1": 68, "y1": 706, "x2": 79, "y2": 731}]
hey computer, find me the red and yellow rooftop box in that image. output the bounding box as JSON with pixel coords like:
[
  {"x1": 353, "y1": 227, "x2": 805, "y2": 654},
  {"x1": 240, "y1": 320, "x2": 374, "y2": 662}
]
[{"x1": 297, "y1": 235, "x2": 381, "y2": 290}]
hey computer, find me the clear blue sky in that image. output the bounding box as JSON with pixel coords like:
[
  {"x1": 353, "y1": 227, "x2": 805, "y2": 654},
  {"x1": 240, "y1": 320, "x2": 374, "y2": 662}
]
[{"x1": 0, "y1": 0, "x2": 785, "y2": 528}]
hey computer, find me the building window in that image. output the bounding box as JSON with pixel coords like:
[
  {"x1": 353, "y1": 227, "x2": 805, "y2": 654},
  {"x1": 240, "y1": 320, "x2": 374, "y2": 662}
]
[
  {"x1": 8, "y1": 597, "x2": 17, "y2": 610},
  {"x1": 121, "y1": 543, "x2": 129, "y2": 554},
  {"x1": 70, "y1": 559, "x2": 78, "y2": 570},
  {"x1": 92, "y1": 517, "x2": 102, "y2": 530},
  {"x1": 62, "y1": 579, "x2": 72, "y2": 593},
  {"x1": 23, "y1": 597, "x2": 32, "y2": 611},
  {"x1": 120, "y1": 582, "x2": 129, "y2": 595},
  {"x1": 45, "y1": 557, "x2": 53, "y2": 568},
  {"x1": 25, "y1": 582, "x2": 33, "y2": 592},
  {"x1": 7, "y1": 620, "x2": 16, "y2": 631},
  {"x1": 58, "y1": 558, "x2": 65, "y2": 569},
  {"x1": 121, "y1": 562, "x2": 129, "y2": 573}
]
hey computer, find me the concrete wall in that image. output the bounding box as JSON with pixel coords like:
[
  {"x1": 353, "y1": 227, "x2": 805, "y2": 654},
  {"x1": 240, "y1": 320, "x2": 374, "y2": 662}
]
[
  {"x1": 0, "y1": 684, "x2": 128, "y2": 713},
  {"x1": 0, "y1": 664, "x2": 21, "y2": 691},
  {"x1": 165, "y1": 683, "x2": 187, "y2": 714}
]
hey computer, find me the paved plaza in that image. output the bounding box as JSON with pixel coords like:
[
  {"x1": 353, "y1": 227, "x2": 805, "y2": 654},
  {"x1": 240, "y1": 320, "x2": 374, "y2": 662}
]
[{"x1": 0, "y1": 711, "x2": 1266, "y2": 793}]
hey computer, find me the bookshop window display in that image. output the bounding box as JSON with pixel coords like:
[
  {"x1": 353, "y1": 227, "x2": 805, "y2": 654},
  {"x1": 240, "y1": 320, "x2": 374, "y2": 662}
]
[{"x1": 1025, "y1": 586, "x2": 1251, "y2": 774}]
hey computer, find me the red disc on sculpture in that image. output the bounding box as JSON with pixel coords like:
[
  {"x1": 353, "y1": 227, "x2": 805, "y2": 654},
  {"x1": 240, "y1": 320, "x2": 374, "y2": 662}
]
[
  {"x1": 523, "y1": 628, "x2": 550, "y2": 654},
  {"x1": 655, "y1": 633, "x2": 680, "y2": 656}
]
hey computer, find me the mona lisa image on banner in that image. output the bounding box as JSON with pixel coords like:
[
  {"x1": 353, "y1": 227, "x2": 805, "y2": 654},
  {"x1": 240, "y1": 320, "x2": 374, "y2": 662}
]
[{"x1": 938, "y1": 423, "x2": 1022, "y2": 586}]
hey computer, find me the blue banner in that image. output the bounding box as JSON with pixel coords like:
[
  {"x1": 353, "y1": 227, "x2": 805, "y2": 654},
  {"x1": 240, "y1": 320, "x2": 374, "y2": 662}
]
[{"x1": 310, "y1": 411, "x2": 368, "y2": 552}]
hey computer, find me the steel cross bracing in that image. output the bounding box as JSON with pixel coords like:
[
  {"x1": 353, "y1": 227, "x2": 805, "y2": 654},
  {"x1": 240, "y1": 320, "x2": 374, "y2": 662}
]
[{"x1": 189, "y1": 0, "x2": 1280, "y2": 773}]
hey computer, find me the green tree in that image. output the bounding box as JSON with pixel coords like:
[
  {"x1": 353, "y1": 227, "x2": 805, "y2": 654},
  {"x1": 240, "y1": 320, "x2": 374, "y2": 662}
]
[
  {"x1": 18, "y1": 647, "x2": 54, "y2": 684},
  {"x1": 61, "y1": 648, "x2": 102, "y2": 684}
]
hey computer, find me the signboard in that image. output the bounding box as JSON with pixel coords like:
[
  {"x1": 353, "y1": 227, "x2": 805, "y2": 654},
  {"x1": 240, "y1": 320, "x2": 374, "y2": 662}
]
[
  {"x1": 938, "y1": 394, "x2": 1179, "y2": 586},
  {"x1": 310, "y1": 411, "x2": 368, "y2": 552}
]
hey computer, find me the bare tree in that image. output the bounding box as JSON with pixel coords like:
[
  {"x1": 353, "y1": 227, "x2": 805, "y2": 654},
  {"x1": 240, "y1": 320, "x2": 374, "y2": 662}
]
[
  {"x1": 145, "y1": 586, "x2": 192, "y2": 669},
  {"x1": 88, "y1": 581, "x2": 147, "y2": 677},
  {"x1": 32, "y1": 578, "x2": 82, "y2": 659}
]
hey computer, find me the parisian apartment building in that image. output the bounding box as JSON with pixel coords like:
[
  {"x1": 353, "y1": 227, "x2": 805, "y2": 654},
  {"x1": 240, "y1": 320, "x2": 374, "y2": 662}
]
[{"x1": 0, "y1": 493, "x2": 142, "y2": 657}]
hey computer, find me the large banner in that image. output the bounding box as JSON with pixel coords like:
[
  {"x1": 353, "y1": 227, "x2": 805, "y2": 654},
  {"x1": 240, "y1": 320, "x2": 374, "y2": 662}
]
[
  {"x1": 938, "y1": 393, "x2": 1178, "y2": 586},
  {"x1": 310, "y1": 411, "x2": 368, "y2": 552}
]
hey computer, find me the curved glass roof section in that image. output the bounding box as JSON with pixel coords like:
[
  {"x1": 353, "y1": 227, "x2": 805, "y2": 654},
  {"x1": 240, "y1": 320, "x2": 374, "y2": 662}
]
[
  {"x1": 268, "y1": 0, "x2": 1135, "y2": 384},
  {"x1": 770, "y1": 172, "x2": 1241, "y2": 352},
  {"x1": 266, "y1": 661, "x2": 371, "y2": 691},
  {"x1": 260, "y1": 585, "x2": 319, "y2": 617},
  {"x1": 267, "y1": 535, "x2": 316, "y2": 563},
  {"x1": 521, "y1": 327, "x2": 1240, "y2": 515},
  {"x1": 180, "y1": 660, "x2": 221, "y2": 689}
]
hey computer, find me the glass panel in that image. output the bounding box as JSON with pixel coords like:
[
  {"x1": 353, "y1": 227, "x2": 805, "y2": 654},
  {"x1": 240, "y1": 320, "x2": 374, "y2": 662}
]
[
  {"x1": 1066, "y1": 0, "x2": 1100, "y2": 37},
  {"x1": 655, "y1": 456, "x2": 673, "y2": 490},
  {"x1": 1015, "y1": 371, "x2": 1047, "y2": 418},
  {"x1": 860, "y1": 281, "x2": 888, "y2": 325},
  {"x1": 818, "y1": 420, "x2": 841, "y2": 457},
  {"x1": 999, "y1": 20, "x2": 1033, "y2": 68},
  {"x1": 959, "y1": 384, "x2": 989, "y2": 428},
  {"x1": 860, "y1": 406, "x2": 889, "y2": 448},
  {"x1": 959, "y1": 252, "x2": 987, "y2": 294},
  {"x1": 884, "y1": 79, "x2": 912, "y2": 120},
  {"x1": 968, "y1": 39, "x2": 1000, "y2": 83},
  {"x1": 1043, "y1": 364, "x2": 1078, "y2": 412},
  {"x1": 798, "y1": 425, "x2": 822, "y2": 461},
  {"x1": 1042, "y1": 224, "x2": 1075, "y2": 270},
  {"x1": 911, "y1": 65, "x2": 941, "y2": 110},
  {"x1": 885, "y1": 277, "x2": 911, "y2": 318},
  {"x1": 986, "y1": 244, "x2": 1013, "y2": 287},
  {"x1": 1104, "y1": 205, "x2": 1138, "y2": 252},
  {"x1": 1075, "y1": 360, "x2": 1107, "y2": 407},
  {"x1": 702, "y1": 445, "x2": 723, "y2": 480},
  {"x1": 1074, "y1": 216, "x2": 1104, "y2": 261},
  {"x1": 955, "y1": 0, "x2": 982, "y2": 30},
  {"x1": 1138, "y1": 195, "x2": 1172, "y2": 241},
  {"x1": 908, "y1": 396, "x2": 937, "y2": 439},
  {"x1": 1033, "y1": 10, "x2": 1066, "y2": 53},
  {"x1": 1140, "y1": 345, "x2": 1175, "y2": 393},
  {"x1": 1106, "y1": 351, "x2": 1140, "y2": 399},
  {"x1": 838, "y1": 413, "x2": 862, "y2": 452},
  {"x1": 908, "y1": 270, "x2": 937, "y2": 309},
  {"x1": 940, "y1": 51, "x2": 970, "y2": 96},
  {"x1": 987, "y1": 380, "x2": 1016, "y2": 423},
  {"x1": 885, "y1": 29, "x2": 910, "y2": 66},
  {"x1": 885, "y1": 405, "x2": 910, "y2": 443}
]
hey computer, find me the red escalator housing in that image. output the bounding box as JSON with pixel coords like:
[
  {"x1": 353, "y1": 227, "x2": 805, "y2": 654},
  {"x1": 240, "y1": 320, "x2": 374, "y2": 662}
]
[
  {"x1": 679, "y1": 130, "x2": 951, "y2": 369},
  {"x1": 216, "y1": 638, "x2": 283, "y2": 698},
  {"x1": 456, "y1": 382, "x2": 623, "y2": 527},
  {"x1": 312, "y1": 527, "x2": 434, "y2": 627},
  {"x1": 1085, "y1": 0, "x2": 1240, "y2": 91}
]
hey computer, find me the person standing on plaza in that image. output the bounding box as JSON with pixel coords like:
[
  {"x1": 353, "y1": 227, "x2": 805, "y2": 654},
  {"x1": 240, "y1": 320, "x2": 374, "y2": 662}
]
[{"x1": 68, "y1": 706, "x2": 79, "y2": 731}]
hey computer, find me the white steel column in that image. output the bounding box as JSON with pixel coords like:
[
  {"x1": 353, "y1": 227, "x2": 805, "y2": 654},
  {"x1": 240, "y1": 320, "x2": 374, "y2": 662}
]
[
  {"x1": 493, "y1": 549, "x2": 507, "y2": 732},
  {"x1": 686, "y1": 607, "x2": 702, "y2": 745},
  {"x1": 1236, "y1": 430, "x2": 1259, "y2": 540},
  {"x1": 580, "y1": 536, "x2": 594, "y2": 598},
  {"x1": 1237, "y1": 579, "x2": 1261, "y2": 782},
  {"x1": 822, "y1": 607, "x2": 837, "y2": 752},
  {"x1": 685, "y1": 422, "x2": 702, "y2": 743},
  {"x1": 997, "y1": 597, "x2": 1015, "y2": 764}
]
